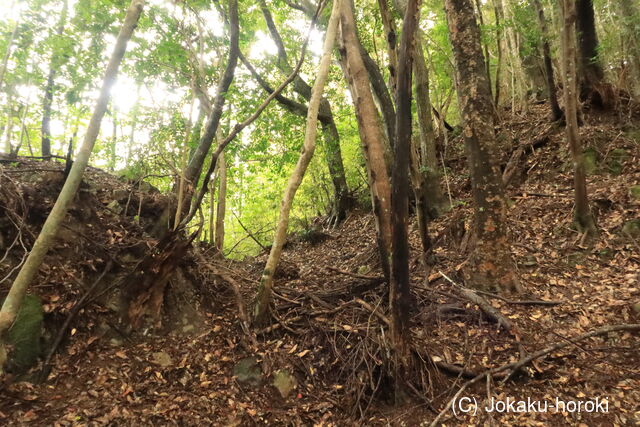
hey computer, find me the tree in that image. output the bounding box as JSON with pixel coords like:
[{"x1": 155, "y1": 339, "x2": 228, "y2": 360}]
[
  {"x1": 253, "y1": 0, "x2": 341, "y2": 325},
  {"x1": 575, "y1": 0, "x2": 605, "y2": 103},
  {"x1": 338, "y1": 0, "x2": 393, "y2": 281},
  {"x1": 258, "y1": 0, "x2": 352, "y2": 223},
  {"x1": 0, "y1": 0, "x2": 145, "y2": 373},
  {"x1": 560, "y1": 0, "x2": 597, "y2": 236},
  {"x1": 444, "y1": 0, "x2": 520, "y2": 293},
  {"x1": 389, "y1": 0, "x2": 420, "y2": 390},
  {"x1": 41, "y1": 0, "x2": 69, "y2": 158},
  {"x1": 532, "y1": 0, "x2": 563, "y2": 121}
]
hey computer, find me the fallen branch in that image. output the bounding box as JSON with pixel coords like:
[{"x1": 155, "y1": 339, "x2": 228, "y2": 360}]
[
  {"x1": 439, "y1": 271, "x2": 514, "y2": 332},
  {"x1": 429, "y1": 323, "x2": 640, "y2": 426},
  {"x1": 475, "y1": 290, "x2": 563, "y2": 306}
]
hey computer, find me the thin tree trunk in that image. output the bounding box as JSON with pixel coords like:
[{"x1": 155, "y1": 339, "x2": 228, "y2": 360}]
[
  {"x1": 533, "y1": 0, "x2": 563, "y2": 121},
  {"x1": 377, "y1": 0, "x2": 399, "y2": 94},
  {"x1": 339, "y1": 0, "x2": 393, "y2": 281},
  {"x1": 0, "y1": 0, "x2": 145, "y2": 373},
  {"x1": 41, "y1": 0, "x2": 68, "y2": 157},
  {"x1": 560, "y1": 0, "x2": 597, "y2": 236},
  {"x1": 390, "y1": 0, "x2": 420, "y2": 393},
  {"x1": 109, "y1": 106, "x2": 117, "y2": 171},
  {"x1": 259, "y1": 0, "x2": 351, "y2": 223},
  {"x1": 493, "y1": 0, "x2": 504, "y2": 107},
  {"x1": 215, "y1": 151, "x2": 226, "y2": 253},
  {"x1": 126, "y1": 85, "x2": 140, "y2": 168},
  {"x1": 474, "y1": 0, "x2": 493, "y2": 99},
  {"x1": 174, "y1": 95, "x2": 195, "y2": 229},
  {"x1": 618, "y1": 0, "x2": 640, "y2": 98},
  {"x1": 445, "y1": 0, "x2": 520, "y2": 294},
  {"x1": 414, "y1": 33, "x2": 445, "y2": 219},
  {"x1": 0, "y1": 10, "x2": 19, "y2": 91},
  {"x1": 253, "y1": 0, "x2": 341, "y2": 325},
  {"x1": 3, "y1": 96, "x2": 13, "y2": 155}
]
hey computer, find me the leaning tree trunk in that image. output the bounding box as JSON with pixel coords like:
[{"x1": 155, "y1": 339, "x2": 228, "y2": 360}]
[
  {"x1": 260, "y1": 0, "x2": 351, "y2": 223},
  {"x1": 253, "y1": 0, "x2": 341, "y2": 325},
  {"x1": 389, "y1": 0, "x2": 420, "y2": 394},
  {"x1": 560, "y1": 0, "x2": 597, "y2": 236},
  {"x1": 339, "y1": 0, "x2": 393, "y2": 281},
  {"x1": 0, "y1": 13, "x2": 19, "y2": 92},
  {"x1": 0, "y1": 0, "x2": 145, "y2": 373},
  {"x1": 575, "y1": 0, "x2": 606, "y2": 105},
  {"x1": 41, "y1": 0, "x2": 68, "y2": 158},
  {"x1": 533, "y1": 0, "x2": 563, "y2": 121},
  {"x1": 445, "y1": 0, "x2": 520, "y2": 294}
]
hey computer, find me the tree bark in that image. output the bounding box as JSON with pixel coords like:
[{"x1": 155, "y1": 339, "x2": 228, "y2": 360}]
[
  {"x1": 390, "y1": 0, "x2": 420, "y2": 391},
  {"x1": 377, "y1": 0, "x2": 399, "y2": 94},
  {"x1": 338, "y1": 0, "x2": 393, "y2": 281},
  {"x1": 0, "y1": 0, "x2": 145, "y2": 373},
  {"x1": 532, "y1": 0, "x2": 563, "y2": 121},
  {"x1": 444, "y1": 0, "x2": 520, "y2": 294},
  {"x1": 560, "y1": 0, "x2": 597, "y2": 236},
  {"x1": 214, "y1": 151, "x2": 226, "y2": 252},
  {"x1": 41, "y1": 0, "x2": 68, "y2": 158},
  {"x1": 253, "y1": 0, "x2": 341, "y2": 325},
  {"x1": 575, "y1": 0, "x2": 605, "y2": 102}
]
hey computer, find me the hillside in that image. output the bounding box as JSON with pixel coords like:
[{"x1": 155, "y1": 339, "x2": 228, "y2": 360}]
[{"x1": 0, "y1": 104, "x2": 638, "y2": 425}]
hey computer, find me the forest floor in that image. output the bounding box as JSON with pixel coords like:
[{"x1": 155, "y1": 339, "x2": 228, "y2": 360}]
[{"x1": 0, "y1": 103, "x2": 639, "y2": 426}]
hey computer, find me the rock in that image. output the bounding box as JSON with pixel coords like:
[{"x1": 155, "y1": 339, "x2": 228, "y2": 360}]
[
  {"x1": 622, "y1": 220, "x2": 640, "y2": 238},
  {"x1": 6, "y1": 294, "x2": 43, "y2": 373},
  {"x1": 106, "y1": 199, "x2": 123, "y2": 214},
  {"x1": 272, "y1": 369, "x2": 297, "y2": 398},
  {"x1": 152, "y1": 351, "x2": 173, "y2": 367},
  {"x1": 630, "y1": 185, "x2": 640, "y2": 201},
  {"x1": 233, "y1": 357, "x2": 262, "y2": 386},
  {"x1": 632, "y1": 302, "x2": 640, "y2": 315}
]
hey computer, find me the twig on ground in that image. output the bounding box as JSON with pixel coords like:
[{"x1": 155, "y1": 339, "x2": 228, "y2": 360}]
[{"x1": 429, "y1": 323, "x2": 640, "y2": 426}]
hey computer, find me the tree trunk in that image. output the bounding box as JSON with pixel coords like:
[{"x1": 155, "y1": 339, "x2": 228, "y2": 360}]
[
  {"x1": 338, "y1": 0, "x2": 393, "y2": 281},
  {"x1": 3, "y1": 96, "x2": 13, "y2": 155},
  {"x1": 253, "y1": 0, "x2": 341, "y2": 325},
  {"x1": 260, "y1": 0, "x2": 351, "y2": 223},
  {"x1": 493, "y1": 0, "x2": 504, "y2": 107},
  {"x1": 575, "y1": 0, "x2": 605, "y2": 102},
  {"x1": 533, "y1": 0, "x2": 563, "y2": 121},
  {"x1": 377, "y1": 0, "x2": 399, "y2": 94},
  {"x1": 390, "y1": 0, "x2": 420, "y2": 392},
  {"x1": 414, "y1": 33, "x2": 445, "y2": 219},
  {"x1": 444, "y1": 0, "x2": 520, "y2": 294},
  {"x1": 109, "y1": 106, "x2": 117, "y2": 171},
  {"x1": 174, "y1": 95, "x2": 195, "y2": 230},
  {"x1": 617, "y1": 0, "x2": 640, "y2": 98},
  {"x1": 41, "y1": 0, "x2": 68, "y2": 158},
  {"x1": 0, "y1": 13, "x2": 19, "y2": 92},
  {"x1": 214, "y1": 151, "x2": 226, "y2": 252},
  {"x1": 0, "y1": 0, "x2": 145, "y2": 373},
  {"x1": 474, "y1": 0, "x2": 493, "y2": 99},
  {"x1": 560, "y1": 0, "x2": 597, "y2": 236}
]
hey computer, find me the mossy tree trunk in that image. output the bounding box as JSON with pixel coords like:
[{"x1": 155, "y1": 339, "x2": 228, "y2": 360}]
[
  {"x1": 0, "y1": 0, "x2": 145, "y2": 373},
  {"x1": 445, "y1": 0, "x2": 521, "y2": 294}
]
